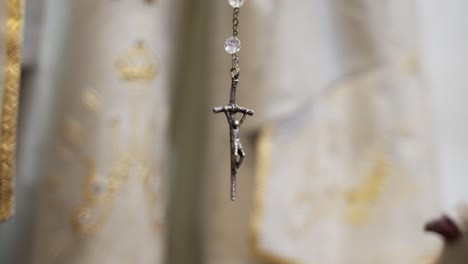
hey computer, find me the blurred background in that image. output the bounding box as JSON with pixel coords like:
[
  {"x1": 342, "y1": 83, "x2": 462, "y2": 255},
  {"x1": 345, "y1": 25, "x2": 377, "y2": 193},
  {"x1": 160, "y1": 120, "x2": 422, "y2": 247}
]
[{"x1": 0, "y1": 0, "x2": 468, "y2": 263}]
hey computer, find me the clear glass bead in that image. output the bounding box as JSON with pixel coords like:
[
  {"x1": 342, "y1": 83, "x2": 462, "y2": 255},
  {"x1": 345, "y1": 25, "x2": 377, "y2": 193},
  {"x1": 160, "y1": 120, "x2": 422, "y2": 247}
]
[
  {"x1": 228, "y1": 0, "x2": 245, "y2": 8},
  {"x1": 225, "y1": 36, "x2": 241, "y2": 54}
]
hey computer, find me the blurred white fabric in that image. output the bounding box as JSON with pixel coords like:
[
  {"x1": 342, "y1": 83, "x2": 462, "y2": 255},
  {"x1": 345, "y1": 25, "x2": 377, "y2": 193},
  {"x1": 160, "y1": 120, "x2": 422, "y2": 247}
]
[
  {"x1": 1, "y1": 0, "x2": 468, "y2": 263},
  {"x1": 249, "y1": 0, "x2": 449, "y2": 263},
  {"x1": 25, "y1": 1, "x2": 170, "y2": 263},
  {"x1": 417, "y1": 0, "x2": 468, "y2": 211}
]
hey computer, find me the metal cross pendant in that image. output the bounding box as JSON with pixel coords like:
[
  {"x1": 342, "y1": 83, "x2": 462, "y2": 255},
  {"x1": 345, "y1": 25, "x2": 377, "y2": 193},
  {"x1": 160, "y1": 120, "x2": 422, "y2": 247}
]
[
  {"x1": 213, "y1": 70, "x2": 254, "y2": 201},
  {"x1": 214, "y1": 5, "x2": 253, "y2": 201}
]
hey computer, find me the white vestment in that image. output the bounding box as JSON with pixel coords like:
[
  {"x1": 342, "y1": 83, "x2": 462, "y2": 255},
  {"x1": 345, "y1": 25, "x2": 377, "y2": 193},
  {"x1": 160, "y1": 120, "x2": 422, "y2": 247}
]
[
  {"x1": 194, "y1": 0, "x2": 438, "y2": 263},
  {"x1": 28, "y1": 1, "x2": 170, "y2": 263}
]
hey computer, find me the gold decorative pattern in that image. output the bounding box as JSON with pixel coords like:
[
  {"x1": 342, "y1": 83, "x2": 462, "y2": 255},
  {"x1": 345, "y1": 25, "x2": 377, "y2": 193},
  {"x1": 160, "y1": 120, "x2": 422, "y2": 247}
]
[
  {"x1": 0, "y1": 0, "x2": 24, "y2": 221},
  {"x1": 71, "y1": 156, "x2": 133, "y2": 235},
  {"x1": 71, "y1": 154, "x2": 164, "y2": 236},
  {"x1": 70, "y1": 115, "x2": 165, "y2": 236},
  {"x1": 250, "y1": 127, "x2": 436, "y2": 263},
  {"x1": 71, "y1": 205, "x2": 113, "y2": 236},
  {"x1": 69, "y1": 43, "x2": 164, "y2": 233},
  {"x1": 345, "y1": 154, "x2": 389, "y2": 225},
  {"x1": 115, "y1": 40, "x2": 159, "y2": 83},
  {"x1": 81, "y1": 160, "x2": 112, "y2": 204},
  {"x1": 81, "y1": 88, "x2": 101, "y2": 112}
]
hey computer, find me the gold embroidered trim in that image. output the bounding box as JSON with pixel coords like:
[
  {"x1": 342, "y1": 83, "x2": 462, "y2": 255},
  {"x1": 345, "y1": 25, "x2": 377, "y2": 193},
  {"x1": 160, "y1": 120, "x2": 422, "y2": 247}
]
[{"x1": 0, "y1": 0, "x2": 24, "y2": 221}]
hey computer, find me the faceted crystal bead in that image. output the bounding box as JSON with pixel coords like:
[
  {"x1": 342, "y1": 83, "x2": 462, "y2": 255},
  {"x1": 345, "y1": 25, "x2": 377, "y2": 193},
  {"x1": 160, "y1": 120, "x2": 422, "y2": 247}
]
[
  {"x1": 228, "y1": 0, "x2": 245, "y2": 8},
  {"x1": 225, "y1": 37, "x2": 241, "y2": 54}
]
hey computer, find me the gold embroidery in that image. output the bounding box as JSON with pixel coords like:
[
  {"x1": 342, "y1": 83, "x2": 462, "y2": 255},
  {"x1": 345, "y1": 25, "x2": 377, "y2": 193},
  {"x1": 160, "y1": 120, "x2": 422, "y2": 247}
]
[
  {"x1": 250, "y1": 129, "x2": 415, "y2": 263},
  {"x1": 71, "y1": 117, "x2": 165, "y2": 235},
  {"x1": 70, "y1": 205, "x2": 112, "y2": 236},
  {"x1": 0, "y1": 0, "x2": 24, "y2": 221},
  {"x1": 82, "y1": 160, "x2": 112, "y2": 205},
  {"x1": 344, "y1": 153, "x2": 389, "y2": 225},
  {"x1": 81, "y1": 88, "x2": 101, "y2": 112},
  {"x1": 71, "y1": 51, "x2": 165, "y2": 233},
  {"x1": 115, "y1": 40, "x2": 159, "y2": 83},
  {"x1": 71, "y1": 154, "x2": 164, "y2": 236},
  {"x1": 250, "y1": 66, "x2": 429, "y2": 262},
  {"x1": 71, "y1": 157, "x2": 131, "y2": 236}
]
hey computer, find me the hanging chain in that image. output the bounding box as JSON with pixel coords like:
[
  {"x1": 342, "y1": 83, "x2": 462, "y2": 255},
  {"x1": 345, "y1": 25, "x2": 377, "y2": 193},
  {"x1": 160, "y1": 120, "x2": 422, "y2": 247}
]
[
  {"x1": 230, "y1": 7, "x2": 241, "y2": 110},
  {"x1": 233, "y1": 7, "x2": 240, "y2": 36},
  {"x1": 231, "y1": 7, "x2": 240, "y2": 81}
]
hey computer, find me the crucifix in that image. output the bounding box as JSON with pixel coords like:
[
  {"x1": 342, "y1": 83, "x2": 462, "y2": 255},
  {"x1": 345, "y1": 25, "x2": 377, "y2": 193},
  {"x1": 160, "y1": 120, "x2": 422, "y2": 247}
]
[
  {"x1": 213, "y1": 70, "x2": 254, "y2": 201},
  {"x1": 214, "y1": 1, "x2": 253, "y2": 201}
]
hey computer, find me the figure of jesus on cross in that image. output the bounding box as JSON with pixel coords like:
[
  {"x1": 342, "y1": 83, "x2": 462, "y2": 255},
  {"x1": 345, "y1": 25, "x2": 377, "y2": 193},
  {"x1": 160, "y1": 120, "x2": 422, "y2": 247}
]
[
  {"x1": 213, "y1": 103, "x2": 253, "y2": 201},
  {"x1": 213, "y1": 70, "x2": 254, "y2": 201}
]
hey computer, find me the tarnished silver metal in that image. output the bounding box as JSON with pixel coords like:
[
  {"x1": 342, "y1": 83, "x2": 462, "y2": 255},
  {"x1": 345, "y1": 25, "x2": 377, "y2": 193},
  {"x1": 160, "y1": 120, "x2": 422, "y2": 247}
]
[
  {"x1": 232, "y1": 8, "x2": 240, "y2": 36},
  {"x1": 213, "y1": 4, "x2": 254, "y2": 201}
]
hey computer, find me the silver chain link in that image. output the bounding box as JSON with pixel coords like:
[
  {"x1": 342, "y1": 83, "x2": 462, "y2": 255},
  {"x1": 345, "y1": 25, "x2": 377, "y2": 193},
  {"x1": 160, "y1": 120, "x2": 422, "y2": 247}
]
[{"x1": 231, "y1": 7, "x2": 240, "y2": 79}]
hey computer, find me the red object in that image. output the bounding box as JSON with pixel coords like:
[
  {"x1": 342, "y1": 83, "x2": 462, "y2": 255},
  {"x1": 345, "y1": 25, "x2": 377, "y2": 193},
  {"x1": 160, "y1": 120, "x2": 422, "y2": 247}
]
[{"x1": 425, "y1": 215, "x2": 463, "y2": 242}]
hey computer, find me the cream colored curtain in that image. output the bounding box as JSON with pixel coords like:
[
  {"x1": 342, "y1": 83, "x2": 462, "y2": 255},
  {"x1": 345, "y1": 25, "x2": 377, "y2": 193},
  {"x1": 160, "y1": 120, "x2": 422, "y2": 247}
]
[
  {"x1": 29, "y1": 0, "x2": 170, "y2": 263},
  {"x1": 0, "y1": 0, "x2": 24, "y2": 221}
]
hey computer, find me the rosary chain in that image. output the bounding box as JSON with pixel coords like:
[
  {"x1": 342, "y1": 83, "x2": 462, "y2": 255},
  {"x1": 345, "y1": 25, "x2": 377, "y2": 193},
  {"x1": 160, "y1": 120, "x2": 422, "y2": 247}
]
[
  {"x1": 233, "y1": 7, "x2": 240, "y2": 36},
  {"x1": 231, "y1": 7, "x2": 241, "y2": 79}
]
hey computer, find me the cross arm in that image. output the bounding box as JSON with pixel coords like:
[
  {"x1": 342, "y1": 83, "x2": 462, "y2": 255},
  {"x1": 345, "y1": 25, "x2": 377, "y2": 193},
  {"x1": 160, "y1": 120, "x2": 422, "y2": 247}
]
[{"x1": 213, "y1": 105, "x2": 254, "y2": 116}]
